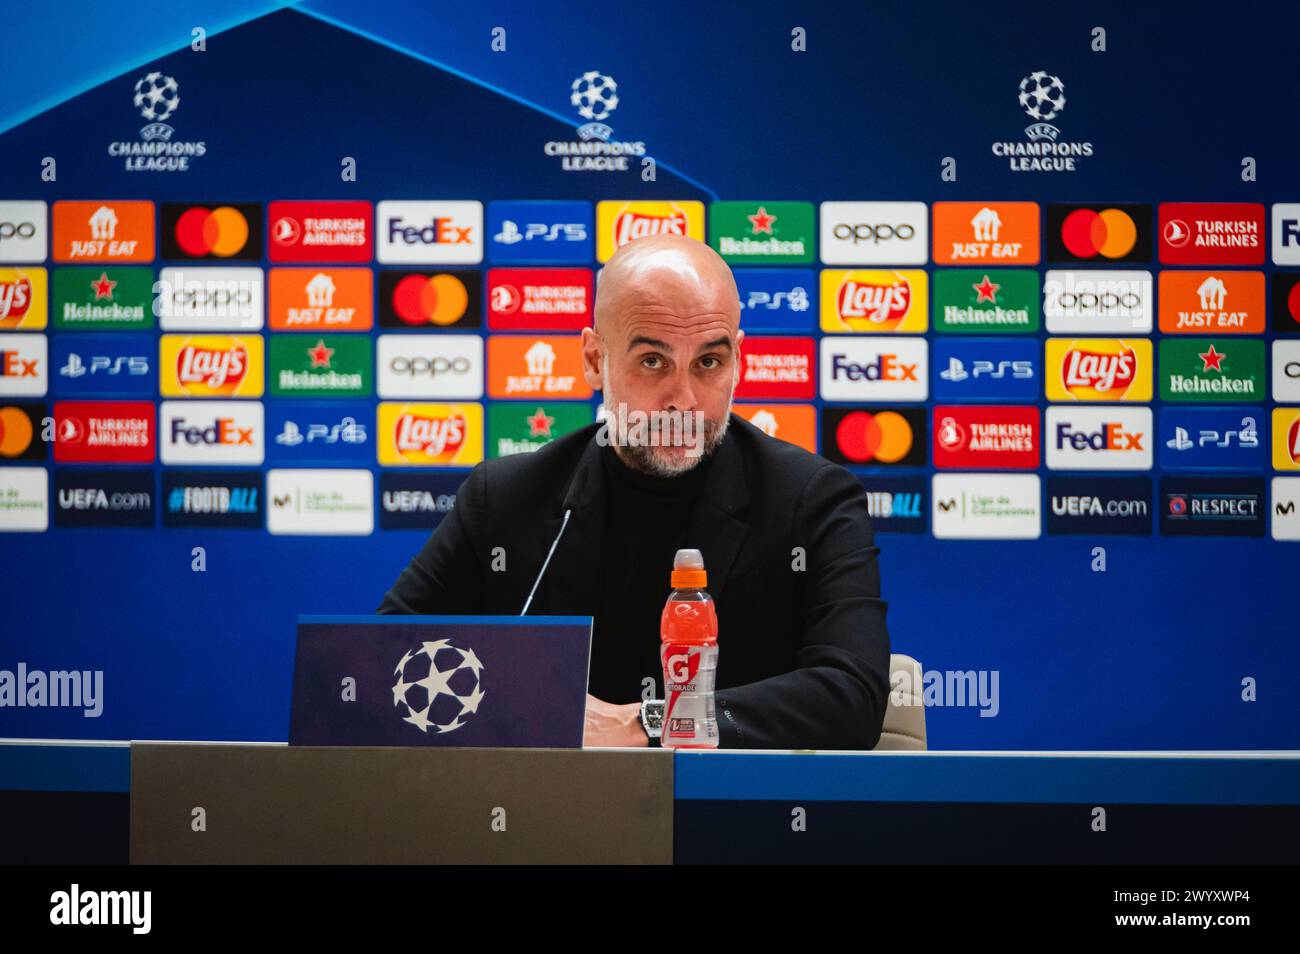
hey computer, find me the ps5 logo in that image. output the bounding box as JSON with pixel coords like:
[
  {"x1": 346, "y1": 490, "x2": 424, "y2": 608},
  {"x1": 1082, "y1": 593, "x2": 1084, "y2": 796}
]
[
  {"x1": 59, "y1": 353, "x2": 149, "y2": 377},
  {"x1": 939, "y1": 357, "x2": 1034, "y2": 382},
  {"x1": 493, "y1": 220, "x2": 587, "y2": 245},
  {"x1": 1165, "y1": 416, "x2": 1259, "y2": 451},
  {"x1": 742, "y1": 288, "x2": 810, "y2": 312},
  {"x1": 275, "y1": 416, "x2": 367, "y2": 447}
]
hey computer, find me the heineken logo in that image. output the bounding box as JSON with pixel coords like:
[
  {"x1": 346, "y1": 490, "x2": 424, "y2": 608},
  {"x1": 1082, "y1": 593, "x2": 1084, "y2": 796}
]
[
  {"x1": 53, "y1": 267, "x2": 152, "y2": 328},
  {"x1": 709, "y1": 201, "x2": 815, "y2": 264},
  {"x1": 269, "y1": 335, "x2": 371, "y2": 397},
  {"x1": 1160, "y1": 339, "x2": 1264, "y2": 402},
  {"x1": 933, "y1": 269, "x2": 1039, "y2": 333}
]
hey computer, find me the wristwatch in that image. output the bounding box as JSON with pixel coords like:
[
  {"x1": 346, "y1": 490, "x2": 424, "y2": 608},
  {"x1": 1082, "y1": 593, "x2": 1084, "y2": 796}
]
[{"x1": 639, "y1": 699, "x2": 665, "y2": 744}]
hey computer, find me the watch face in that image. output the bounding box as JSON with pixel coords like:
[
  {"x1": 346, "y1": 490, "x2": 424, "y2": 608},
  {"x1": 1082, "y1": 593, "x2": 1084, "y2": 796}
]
[{"x1": 642, "y1": 701, "x2": 665, "y2": 734}]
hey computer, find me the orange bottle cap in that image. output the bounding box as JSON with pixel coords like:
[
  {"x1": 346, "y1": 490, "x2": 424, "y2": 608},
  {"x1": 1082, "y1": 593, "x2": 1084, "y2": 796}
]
[{"x1": 671, "y1": 568, "x2": 708, "y2": 588}]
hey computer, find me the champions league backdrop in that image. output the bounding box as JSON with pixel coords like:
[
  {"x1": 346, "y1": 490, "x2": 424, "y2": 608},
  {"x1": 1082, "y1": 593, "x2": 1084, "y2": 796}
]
[{"x1": 0, "y1": 0, "x2": 1296, "y2": 748}]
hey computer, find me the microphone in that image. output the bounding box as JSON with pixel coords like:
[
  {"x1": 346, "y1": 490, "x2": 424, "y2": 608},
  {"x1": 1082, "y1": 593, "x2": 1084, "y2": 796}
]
[{"x1": 519, "y1": 508, "x2": 573, "y2": 616}]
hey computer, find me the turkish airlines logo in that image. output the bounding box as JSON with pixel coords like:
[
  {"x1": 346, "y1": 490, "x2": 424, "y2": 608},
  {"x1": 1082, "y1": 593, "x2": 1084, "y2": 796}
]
[
  {"x1": 268, "y1": 201, "x2": 372, "y2": 263},
  {"x1": 1158, "y1": 203, "x2": 1265, "y2": 265},
  {"x1": 486, "y1": 268, "x2": 591, "y2": 331},
  {"x1": 52, "y1": 400, "x2": 155, "y2": 463}
]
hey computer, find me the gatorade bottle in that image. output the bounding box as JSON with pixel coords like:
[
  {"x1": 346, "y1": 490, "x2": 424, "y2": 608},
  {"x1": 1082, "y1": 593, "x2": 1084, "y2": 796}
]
[{"x1": 659, "y1": 548, "x2": 719, "y2": 748}]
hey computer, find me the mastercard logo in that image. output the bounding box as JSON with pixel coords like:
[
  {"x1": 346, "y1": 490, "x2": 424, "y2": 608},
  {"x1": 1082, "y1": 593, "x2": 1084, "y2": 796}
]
[
  {"x1": 834, "y1": 410, "x2": 914, "y2": 464},
  {"x1": 1059, "y1": 208, "x2": 1137, "y2": 259},
  {"x1": 173, "y1": 206, "x2": 251, "y2": 257},
  {"x1": 0, "y1": 405, "x2": 35, "y2": 456},
  {"x1": 391, "y1": 273, "x2": 470, "y2": 326}
]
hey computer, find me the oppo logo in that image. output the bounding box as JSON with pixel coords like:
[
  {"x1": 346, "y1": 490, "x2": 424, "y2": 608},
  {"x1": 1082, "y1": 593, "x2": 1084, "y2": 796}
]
[
  {"x1": 832, "y1": 223, "x2": 915, "y2": 244},
  {"x1": 1053, "y1": 291, "x2": 1143, "y2": 311},
  {"x1": 1285, "y1": 361, "x2": 1300, "y2": 379},
  {"x1": 389, "y1": 355, "x2": 472, "y2": 376},
  {"x1": 171, "y1": 287, "x2": 255, "y2": 307},
  {"x1": 0, "y1": 222, "x2": 37, "y2": 241}
]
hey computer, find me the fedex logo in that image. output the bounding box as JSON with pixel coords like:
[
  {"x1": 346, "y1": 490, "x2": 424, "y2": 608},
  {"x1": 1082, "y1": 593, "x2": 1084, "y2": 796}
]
[
  {"x1": 1046, "y1": 407, "x2": 1152, "y2": 471},
  {"x1": 1055, "y1": 421, "x2": 1145, "y2": 451},
  {"x1": 1272, "y1": 204, "x2": 1300, "y2": 265},
  {"x1": 160, "y1": 401, "x2": 264, "y2": 465},
  {"x1": 1, "y1": 350, "x2": 39, "y2": 377},
  {"x1": 387, "y1": 217, "x2": 473, "y2": 246},
  {"x1": 819, "y1": 337, "x2": 928, "y2": 401},
  {"x1": 831, "y1": 353, "x2": 918, "y2": 382},
  {"x1": 376, "y1": 201, "x2": 483, "y2": 264},
  {"x1": 0, "y1": 334, "x2": 47, "y2": 396},
  {"x1": 170, "y1": 416, "x2": 256, "y2": 445}
]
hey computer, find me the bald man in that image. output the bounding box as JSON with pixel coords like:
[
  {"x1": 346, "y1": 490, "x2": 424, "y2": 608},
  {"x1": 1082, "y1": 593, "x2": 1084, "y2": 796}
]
[{"x1": 378, "y1": 234, "x2": 891, "y2": 749}]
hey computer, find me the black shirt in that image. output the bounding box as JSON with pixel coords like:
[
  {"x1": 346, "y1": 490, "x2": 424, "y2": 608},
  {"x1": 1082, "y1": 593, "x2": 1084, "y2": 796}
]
[{"x1": 589, "y1": 442, "x2": 716, "y2": 703}]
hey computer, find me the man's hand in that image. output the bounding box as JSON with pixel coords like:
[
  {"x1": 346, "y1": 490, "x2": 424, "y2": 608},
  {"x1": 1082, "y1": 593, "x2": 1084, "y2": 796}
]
[{"x1": 583, "y1": 694, "x2": 649, "y2": 747}]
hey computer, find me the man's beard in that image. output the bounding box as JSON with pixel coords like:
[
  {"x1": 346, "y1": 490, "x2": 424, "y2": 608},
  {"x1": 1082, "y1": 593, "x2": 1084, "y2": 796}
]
[{"x1": 601, "y1": 356, "x2": 732, "y2": 477}]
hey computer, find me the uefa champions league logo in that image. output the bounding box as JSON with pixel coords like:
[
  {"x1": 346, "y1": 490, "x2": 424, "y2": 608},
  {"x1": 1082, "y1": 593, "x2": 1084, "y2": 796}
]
[
  {"x1": 392, "y1": 639, "x2": 485, "y2": 734},
  {"x1": 992, "y1": 69, "x2": 1091, "y2": 172},
  {"x1": 1018, "y1": 71, "x2": 1066, "y2": 143},
  {"x1": 571, "y1": 71, "x2": 619, "y2": 121},
  {"x1": 133, "y1": 72, "x2": 180, "y2": 139},
  {"x1": 570, "y1": 70, "x2": 619, "y2": 141},
  {"x1": 112, "y1": 70, "x2": 205, "y2": 171}
]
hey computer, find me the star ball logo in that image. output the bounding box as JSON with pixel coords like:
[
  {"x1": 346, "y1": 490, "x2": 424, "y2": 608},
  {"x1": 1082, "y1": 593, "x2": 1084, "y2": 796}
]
[
  {"x1": 992, "y1": 71, "x2": 1094, "y2": 172},
  {"x1": 392, "y1": 640, "x2": 485, "y2": 734},
  {"x1": 108, "y1": 71, "x2": 207, "y2": 172},
  {"x1": 544, "y1": 71, "x2": 647, "y2": 172}
]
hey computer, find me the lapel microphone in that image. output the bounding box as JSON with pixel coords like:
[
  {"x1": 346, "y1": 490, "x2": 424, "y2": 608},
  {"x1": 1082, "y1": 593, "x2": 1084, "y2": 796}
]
[{"x1": 519, "y1": 508, "x2": 573, "y2": 616}]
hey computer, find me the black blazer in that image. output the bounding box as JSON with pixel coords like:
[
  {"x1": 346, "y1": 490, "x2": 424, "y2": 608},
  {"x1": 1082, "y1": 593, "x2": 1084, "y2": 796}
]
[{"x1": 377, "y1": 413, "x2": 892, "y2": 750}]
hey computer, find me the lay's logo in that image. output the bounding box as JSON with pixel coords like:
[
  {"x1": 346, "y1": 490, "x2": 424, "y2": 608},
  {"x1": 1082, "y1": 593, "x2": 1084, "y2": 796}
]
[
  {"x1": 0, "y1": 268, "x2": 47, "y2": 329},
  {"x1": 377, "y1": 402, "x2": 484, "y2": 466},
  {"x1": 595, "y1": 201, "x2": 705, "y2": 262},
  {"x1": 1045, "y1": 338, "x2": 1152, "y2": 402},
  {"x1": 160, "y1": 334, "x2": 264, "y2": 397},
  {"x1": 820, "y1": 270, "x2": 928, "y2": 332}
]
